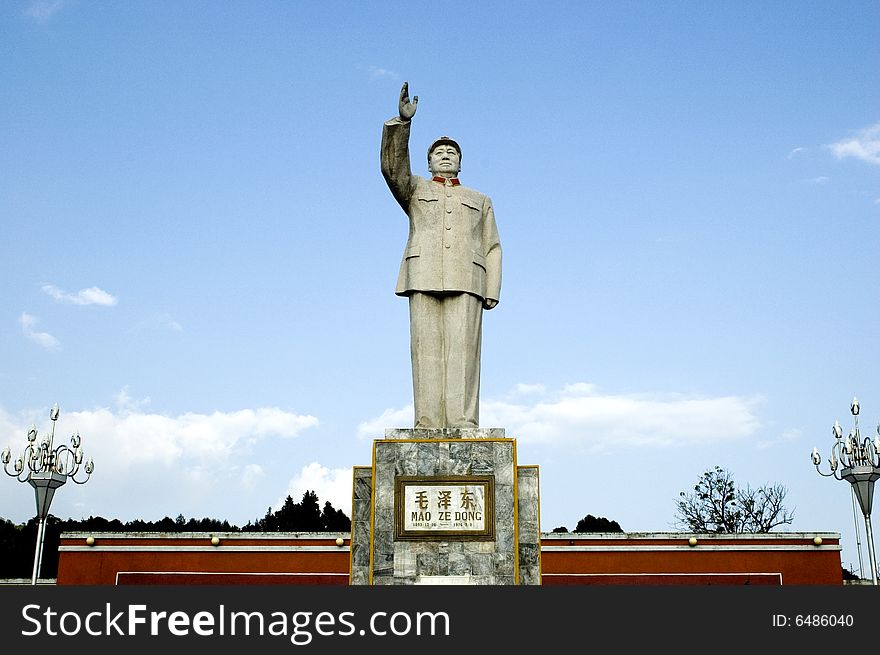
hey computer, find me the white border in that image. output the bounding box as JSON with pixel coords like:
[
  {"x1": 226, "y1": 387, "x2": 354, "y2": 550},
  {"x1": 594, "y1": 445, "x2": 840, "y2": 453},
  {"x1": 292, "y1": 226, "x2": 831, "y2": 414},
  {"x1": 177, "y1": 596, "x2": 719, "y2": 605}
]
[
  {"x1": 542, "y1": 572, "x2": 784, "y2": 584},
  {"x1": 115, "y1": 571, "x2": 349, "y2": 585},
  {"x1": 541, "y1": 544, "x2": 840, "y2": 552},
  {"x1": 61, "y1": 545, "x2": 349, "y2": 552}
]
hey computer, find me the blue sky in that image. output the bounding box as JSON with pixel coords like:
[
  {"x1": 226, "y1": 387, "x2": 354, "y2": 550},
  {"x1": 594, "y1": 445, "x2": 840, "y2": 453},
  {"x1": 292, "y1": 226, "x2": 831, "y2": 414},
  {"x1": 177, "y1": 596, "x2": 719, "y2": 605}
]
[{"x1": 1, "y1": 1, "x2": 878, "y2": 573}]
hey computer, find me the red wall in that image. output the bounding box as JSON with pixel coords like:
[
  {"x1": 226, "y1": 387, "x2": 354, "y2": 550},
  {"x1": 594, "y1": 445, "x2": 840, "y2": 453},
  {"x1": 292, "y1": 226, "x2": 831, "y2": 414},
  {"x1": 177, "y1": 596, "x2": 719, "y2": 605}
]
[
  {"x1": 540, "y1": 533, "x2": 842, "y2": 585},
  {"x1": 58, "y1": 534, "x2": 351, "y2": 585},
  {"x1": 57, "y1": 531, "x2": 842, "y2": 585}
]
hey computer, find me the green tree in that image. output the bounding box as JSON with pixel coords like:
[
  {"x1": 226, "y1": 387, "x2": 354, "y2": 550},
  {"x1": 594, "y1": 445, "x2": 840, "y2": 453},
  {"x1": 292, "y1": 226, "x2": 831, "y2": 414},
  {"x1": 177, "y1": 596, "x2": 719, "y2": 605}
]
[
  {"x1": 574, "y1": 515, "x2": 623, "y2": 533},
  {"x1": 0, "y1": 490, "x2": 351, "y2": 577},
  {"x1": 674, "y1": 466, "x2": 794, "y2": 533},
  {"x1": 242, "y1": 491, "x2": 351, "y2": 532},
  {"x1": 274, "y1": 496, "x2": 297, "y2": 530},
  {"x1": 322, "y1": 501, "x2": 351, "y2": 531},
  {"x1": 296, "y1": 490, "x2": 323, "y2": 531},
  {"x1": 0, "y1": 518, "x2": 30, "y2": 578}
]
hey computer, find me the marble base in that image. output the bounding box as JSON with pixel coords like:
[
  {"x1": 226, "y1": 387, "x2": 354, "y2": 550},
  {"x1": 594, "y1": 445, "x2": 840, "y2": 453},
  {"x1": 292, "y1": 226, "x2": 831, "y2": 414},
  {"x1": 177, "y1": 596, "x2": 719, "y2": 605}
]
[
  {"x1": 350, "y1": 427, "x2": 541, "y2": 585},
  {"x1": 384, "y1": 427, "x2": 507, "y2": 440}
]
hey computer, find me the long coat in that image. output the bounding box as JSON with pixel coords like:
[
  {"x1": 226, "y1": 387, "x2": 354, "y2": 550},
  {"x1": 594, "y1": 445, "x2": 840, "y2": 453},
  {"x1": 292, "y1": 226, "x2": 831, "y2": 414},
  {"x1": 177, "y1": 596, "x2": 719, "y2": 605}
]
[{"x1": 381, "y1": 117, "x2": 502, "y2": 304}]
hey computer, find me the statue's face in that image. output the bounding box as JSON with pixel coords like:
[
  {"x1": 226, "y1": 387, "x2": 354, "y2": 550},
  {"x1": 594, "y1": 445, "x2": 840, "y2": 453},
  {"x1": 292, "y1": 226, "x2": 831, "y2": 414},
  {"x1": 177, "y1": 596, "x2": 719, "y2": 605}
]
[{"x1": 428, "y1": 145, "x2": 461, "y2": 177}]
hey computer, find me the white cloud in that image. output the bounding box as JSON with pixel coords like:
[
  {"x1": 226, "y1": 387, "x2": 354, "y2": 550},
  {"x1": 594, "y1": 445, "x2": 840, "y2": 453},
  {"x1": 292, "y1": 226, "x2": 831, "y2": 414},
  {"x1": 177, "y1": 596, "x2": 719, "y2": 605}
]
[
  {"x1": 804, "y1": 176, "x2": 830, "y2": 185},
  {"x1": 19, "y1": 312, "x2": 60, "y2": 350},
  {"x1": 23, "y1": 0, "x2": 66, "y2": 22},
  {"x1": 360, "y1": 384, "x2": 762, "y2": 452},
  {"x1": 0, "y1": 411, "x2": 29, "y2": 450},
  {"x1": 756, "y1": 427, "x2": 802, "y2": 450},
  {"x1": 164, "y1": 317, "x2": 184, "y2": 332},
  {"x1": 0, "y1": 404, "x2": 320, "y2": 523},
  {"x1": 42, "y1": 284, "x2": 117, "y2": 306},
  {"x1": 357, "y1": 405, "x2": 413, "y2": 439},
  {"x1": 130, "y1": 313, "x2": 184, "y2": 334},
  {"x1": 561, "y1": 382, "x2": 597, "y2": 395},
  {"x1": 114, "y1": 386, "x2": 152, "y2": 413},
  {"x1": 483, "y1": 386, "x2": 761, "y2": 450},
  {"x1": 279, "y1": 462, "x2": 353, "y2": 516},
  {"x1": 787, "y1": 147, "x2": 807, "y2": 159},
  {"x1": 826, "y1": 122, "x2": 880, "y2": 166},
  {"x1": 512, "y1": 383, "x2": 547, "y2": 396},
  {"x1": 242, "y1": 464, "x2": 265, "y2": 491},
  {"x1": 367, "y1": 65, "x2": 399, "y2": 81},
  {"x1": 781, "y1": 428, "x2": 802, "y2": 441},
  {"x1": 63, "y1": 406, "x2": 319, "y2": 466}
]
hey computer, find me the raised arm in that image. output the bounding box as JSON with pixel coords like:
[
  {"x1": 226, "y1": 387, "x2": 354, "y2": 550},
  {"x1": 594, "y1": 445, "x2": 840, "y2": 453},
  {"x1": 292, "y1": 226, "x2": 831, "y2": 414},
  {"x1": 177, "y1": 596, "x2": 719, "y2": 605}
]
[
  {"x1": 398, "y1": 81, "x2": 418, "y2": 121},
  {"x1": 381, "y1": 82, "x2": 418, "y2": 210}
]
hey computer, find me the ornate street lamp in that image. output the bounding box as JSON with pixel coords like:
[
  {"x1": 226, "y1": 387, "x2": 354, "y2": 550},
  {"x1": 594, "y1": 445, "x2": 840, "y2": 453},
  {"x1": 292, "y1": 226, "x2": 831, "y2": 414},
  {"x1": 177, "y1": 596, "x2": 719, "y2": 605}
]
[
  {"x1": 2, "y1": 405, "x2": 94, "y2": 584},
  {"x1": 811, "y1": 397, "x2": 880, "y2": 585}
]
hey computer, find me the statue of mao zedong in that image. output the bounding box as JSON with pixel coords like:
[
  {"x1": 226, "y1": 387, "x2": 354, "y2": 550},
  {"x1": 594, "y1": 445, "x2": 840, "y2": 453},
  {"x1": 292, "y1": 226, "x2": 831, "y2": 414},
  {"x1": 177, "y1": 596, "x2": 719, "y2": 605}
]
[{"x1": 381, "y1": 82, "x2": 502, "y2": 429}]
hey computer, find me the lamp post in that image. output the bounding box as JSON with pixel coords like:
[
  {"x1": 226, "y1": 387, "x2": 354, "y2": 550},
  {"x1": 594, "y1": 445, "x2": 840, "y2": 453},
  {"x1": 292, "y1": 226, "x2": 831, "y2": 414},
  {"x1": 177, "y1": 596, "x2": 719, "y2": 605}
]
[
  {"x1": 811, "y1": 397, "x2": 880, "y2": 585},
  {"x1": 2, "y1": 405, "x2": 94, "y2": 585}
]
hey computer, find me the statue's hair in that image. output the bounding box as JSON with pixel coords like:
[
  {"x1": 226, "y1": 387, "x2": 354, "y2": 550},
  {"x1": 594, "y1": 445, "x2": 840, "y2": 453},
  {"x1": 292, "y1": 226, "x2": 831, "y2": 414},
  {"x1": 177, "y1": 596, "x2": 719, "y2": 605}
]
[{"x1": 427, "y1": 136, "x2": 462, "y2": 162}]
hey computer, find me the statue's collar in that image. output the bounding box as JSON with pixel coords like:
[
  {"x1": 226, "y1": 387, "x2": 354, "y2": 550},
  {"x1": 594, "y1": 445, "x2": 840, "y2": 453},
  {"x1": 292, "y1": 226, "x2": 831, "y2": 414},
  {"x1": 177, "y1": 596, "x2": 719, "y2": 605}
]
[{"x1": 432, "y1": 176, "x2": 460, "y2": 186}]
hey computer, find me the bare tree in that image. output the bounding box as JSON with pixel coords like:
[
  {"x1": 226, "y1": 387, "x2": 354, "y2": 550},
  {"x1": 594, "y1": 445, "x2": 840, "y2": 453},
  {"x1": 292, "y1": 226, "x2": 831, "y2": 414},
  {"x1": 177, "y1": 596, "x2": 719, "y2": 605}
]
[
  {"x1": 674, "y1": 466, "x2": 794, "y2": 533},
  {"x1": 736, "y1": 483, "x2": 794, "y2": 532}
]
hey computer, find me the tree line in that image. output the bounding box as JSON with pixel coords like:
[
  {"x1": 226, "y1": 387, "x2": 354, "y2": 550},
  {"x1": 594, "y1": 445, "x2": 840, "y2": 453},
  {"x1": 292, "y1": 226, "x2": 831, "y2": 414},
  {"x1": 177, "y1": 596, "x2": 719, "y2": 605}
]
[
  {"x1": 0, "y1": 490, "x2": 350, "y2": 579},
  {"x1": 1, "y1": 467, "x2": 807, "y2": 579},
  {"x1": 551, "y1": 466, "x2": 796, "y2": 535}
]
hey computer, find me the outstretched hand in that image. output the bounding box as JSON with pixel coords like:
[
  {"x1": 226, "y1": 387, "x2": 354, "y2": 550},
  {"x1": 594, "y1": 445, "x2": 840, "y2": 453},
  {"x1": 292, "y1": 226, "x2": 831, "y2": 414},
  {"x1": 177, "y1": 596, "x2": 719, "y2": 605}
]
[{"x1": 399, "y1": 81, "x2": 418, "y2": 121}]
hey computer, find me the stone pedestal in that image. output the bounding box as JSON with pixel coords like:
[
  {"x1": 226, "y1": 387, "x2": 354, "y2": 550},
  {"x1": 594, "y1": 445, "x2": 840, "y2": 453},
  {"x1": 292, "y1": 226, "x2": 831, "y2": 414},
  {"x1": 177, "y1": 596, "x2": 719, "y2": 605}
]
[{"x1": 350, "y1": 428, "x2": 540, "y2": 585}]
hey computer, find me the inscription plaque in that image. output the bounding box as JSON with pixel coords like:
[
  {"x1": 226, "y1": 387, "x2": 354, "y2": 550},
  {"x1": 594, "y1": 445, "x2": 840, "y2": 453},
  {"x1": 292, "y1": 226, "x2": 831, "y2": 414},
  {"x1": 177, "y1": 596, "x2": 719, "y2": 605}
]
[{"x1": 394, "y1": 475, "x2": 495, "y2": 541}]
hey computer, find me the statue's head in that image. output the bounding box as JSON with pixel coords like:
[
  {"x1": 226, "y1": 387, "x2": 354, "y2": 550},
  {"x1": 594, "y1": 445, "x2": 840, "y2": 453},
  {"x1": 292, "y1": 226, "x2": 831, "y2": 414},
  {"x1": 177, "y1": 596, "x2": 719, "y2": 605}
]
[{"x1": 427, "y1": 136, "x2": 461, "y2": 177}]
